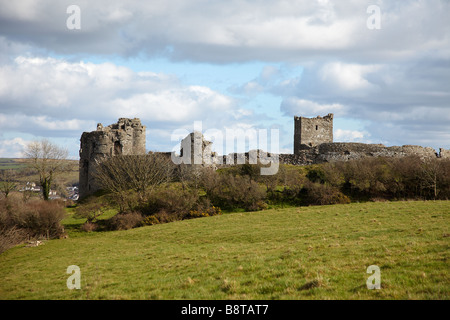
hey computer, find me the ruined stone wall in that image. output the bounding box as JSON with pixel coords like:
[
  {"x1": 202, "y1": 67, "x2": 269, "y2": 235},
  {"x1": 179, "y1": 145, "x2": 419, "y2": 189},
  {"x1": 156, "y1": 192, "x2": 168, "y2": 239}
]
[
  {"x1": 179, "y1": 131, "x2": 217, "y2": 166},
  {"x1": 440, "y1": 148, "x2": 450, "y2": 159},
  {"x1": 79, "y1": 118, "x2": 146, "y2": 198},
  {"x1": 280, "y1": 143, "x2": 439, "y2": 166},
  {"x1": 294, "y1": 113, "x2": 333, "y2": 154},
  {"x1": 315, "y1": 143, "x2": 437, "y2": 162}
]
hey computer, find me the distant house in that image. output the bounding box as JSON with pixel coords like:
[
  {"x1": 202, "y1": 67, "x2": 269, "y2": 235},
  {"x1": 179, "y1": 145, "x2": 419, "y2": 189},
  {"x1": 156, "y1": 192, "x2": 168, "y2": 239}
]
[{"x1": 22, "y1": 182, "x2": 41, "y2": 192}]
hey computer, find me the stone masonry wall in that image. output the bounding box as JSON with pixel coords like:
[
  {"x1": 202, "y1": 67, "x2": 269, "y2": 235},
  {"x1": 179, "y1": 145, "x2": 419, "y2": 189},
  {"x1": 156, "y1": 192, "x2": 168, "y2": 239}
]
[
  {"x1": 440, "y1": 148, "x2": 450, "y2": 159},
  {"x1": 280, "y1": 143, "x2": 439, "y2": 166},
  {"x1": 79, "y1": 118, "x2": 146, "y2": 198},
  {"x1": 294, "y1": 113, "x2": 333, "y2": 154}
]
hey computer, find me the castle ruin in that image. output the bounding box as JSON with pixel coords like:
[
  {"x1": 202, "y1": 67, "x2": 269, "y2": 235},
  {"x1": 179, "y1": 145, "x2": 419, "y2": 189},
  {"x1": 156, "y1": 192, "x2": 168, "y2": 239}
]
[
  {"x1": 179, "y1": 131, "x2": 217, "y2": 166},
  {"x1": 79, "y1": 118, "x2": 146, "y2": 198},
  {"x1": 294, "y1": 113, "x2": 333, "y2": 153},
  {"x1": 285, "y1": 113, "x2": 446, "y2": 165},
  {"x1": 79, "y1": 116, "x2": 449, "y2": 198}
]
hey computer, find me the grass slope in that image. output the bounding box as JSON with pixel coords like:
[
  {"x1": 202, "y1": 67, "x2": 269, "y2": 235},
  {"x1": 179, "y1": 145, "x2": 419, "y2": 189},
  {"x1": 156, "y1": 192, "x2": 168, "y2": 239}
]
[
  {"x1": 0, "y1": 158, "x2": 29, "y2": 170},
  {"x1": 0, "y1": 201, "x2": 449, "y2": 300}
]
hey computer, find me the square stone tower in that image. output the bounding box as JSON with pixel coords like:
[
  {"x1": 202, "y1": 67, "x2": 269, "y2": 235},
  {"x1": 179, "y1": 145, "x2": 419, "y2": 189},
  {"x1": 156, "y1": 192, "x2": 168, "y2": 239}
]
[
  {"x1": 79, "y1": 118, "x2": 146, "y2": 198},
  {"x1": 294, "y1": 113, "x2": 333, "y2": 154}
]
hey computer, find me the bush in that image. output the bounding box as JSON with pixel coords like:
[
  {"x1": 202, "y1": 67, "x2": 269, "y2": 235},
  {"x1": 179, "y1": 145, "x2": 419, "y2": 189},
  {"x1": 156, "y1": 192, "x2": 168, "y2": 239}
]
[
  {"x1": 306, "y1": 166, "x2": 327, "y2": 184},
  {"x1": 0, "y1": 226, "x2": 29, "y2": 254},
  {"x1": 263, "y1": 165, "x2": 307, "y2": 204},
  {"x1": 107, "y1": 212, "x2": 144, "y2": 231},
  {"x1": 141, "y1": 215, "x2": 160, "y2": 226},
  {"x1": 80, "y1": 221, "x2": 98, "y2": 232},
  {"x1": 0, "y1": 197, "x2": 67, "y2": 251},
  {"x1": 75, "y1": 198, "x2": 105, "y2": 223},
  {"x1": 1, "y1": 198, "x2": 67, "y2": 239},
  {"x1": 142, "y1": 185, "x2": 199, "y2": 218},
  {"x1": 202, "y1": 172, "x2": 267, "y2": 211},
  {"x1": 20, "y1": 200, "x2": 66, "y2": 238},
  {"x1": 303, "y1": 182, "x2": 351, "y2": 206},
  {"x1": 186, "y1": 204, "x2": 222, "y2": 219},
  {"x1": 153, "y1": 209, "x2": 181, "y2": 224}
]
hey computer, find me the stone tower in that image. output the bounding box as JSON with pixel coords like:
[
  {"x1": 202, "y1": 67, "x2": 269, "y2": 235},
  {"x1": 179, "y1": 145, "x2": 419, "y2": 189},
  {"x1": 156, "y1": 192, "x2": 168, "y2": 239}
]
[
  {"x1": 79, "y1": 118, "x2": 146, "y2": 198},
  {"x1": 294, "y1": 113, "x2": 333, "y2": 154}
]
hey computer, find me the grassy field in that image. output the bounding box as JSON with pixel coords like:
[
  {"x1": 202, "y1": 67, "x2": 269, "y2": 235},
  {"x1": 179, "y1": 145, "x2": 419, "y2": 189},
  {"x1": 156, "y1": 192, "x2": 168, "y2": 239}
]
[
  {"x1": 0, "y1": 200, "x2": 449, "y2": 300},
  {"x1": 0, "y1": 158, "x2": 29, "y2": 170}
]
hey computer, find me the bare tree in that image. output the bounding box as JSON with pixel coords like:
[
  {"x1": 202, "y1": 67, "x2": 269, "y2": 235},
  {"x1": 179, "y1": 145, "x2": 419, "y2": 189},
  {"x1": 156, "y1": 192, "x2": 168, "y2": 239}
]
[
  {"x1": 93, "y1": 152, "x2": 174, "y2": 211},
  {"x1": 24, "y1": 139, "x2": 69, "y2": 201},
  {"x1": 0, "y1": 169, "x2": 17, "y2": 198},
  {"x1": 418, "y1": 158, "x2": 442, "y2": 200},
  {"x1": 174, "y1": 163, "x2": 205, "y2": 192}
]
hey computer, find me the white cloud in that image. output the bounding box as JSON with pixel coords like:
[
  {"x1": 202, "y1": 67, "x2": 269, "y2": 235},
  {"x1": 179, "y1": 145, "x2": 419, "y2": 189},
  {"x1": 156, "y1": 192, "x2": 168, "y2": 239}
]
[
  {"x1": 0, "y1": 0, "x2": 449, "y2": 156},
  {"x1": 0, "y1": 56, "x2": 238, "y2": 124},
  {"x1": 319, "y1": 62, "x2": 382, "y2": 91},
  {"x1": 110, "y1": 86, "x2": 234, "y2": 123},
  {"x1": 334, "y1": 129, "x2": 369, "y2": 143},
  {"x1": 281, "y1": 98, "x2": 348, "y2": 117},
  {"x1": 1, "y1": 0, "x2": 448, "y2": 62},
  {"x1": 0, "y1": 55, "x2": 253, "y2": 157},
  {"x1": 0, "y1": 137, "x2": 28, "y2": 158}
]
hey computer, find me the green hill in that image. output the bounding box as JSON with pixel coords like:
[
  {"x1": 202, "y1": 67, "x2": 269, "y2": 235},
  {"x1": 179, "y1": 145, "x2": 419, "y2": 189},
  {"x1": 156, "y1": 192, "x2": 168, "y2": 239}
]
[
  {"x1": 0, "y1": 158, "x2": 30, "y2": 171},
  {"x1": 0, "y1": 201, "x2": 449, "y2": 299}
]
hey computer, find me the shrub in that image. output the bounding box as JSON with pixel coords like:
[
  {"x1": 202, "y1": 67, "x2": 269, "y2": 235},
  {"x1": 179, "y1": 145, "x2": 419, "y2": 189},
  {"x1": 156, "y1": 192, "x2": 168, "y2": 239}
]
[
  {"x1": 142, "y1": 185, "x2": 199, "y2": 218},
  {"x1": 0, "y1": 226, "x2": 29, "y2": 254},
  {"x1": 306, "y1": 166, "x2": 327, "y2": 184},
  {"x1": 186, "y1": 205, "x2": 222, "y2": 219},
  {"x1": 0, "y1": 197, "x2": 67, "y2": 249},
  {"x1": 303, "y1": 182, "x2": 351, "y2": 206},
  {"x1": 80, "y1": 221, "x2": 98, "y2": 232},
  {"x1": 246, "y1": 200, "x2": 268, "y2": 211},
  {"x1": 141, "y1": 215, "x2": 160, "y2": 226},
  {"x1": 153, "y1": 209, "x2": 180, "y2": 224},
  {"x1": 26, "y1": 200, "x2": 66, "y2": 238},
  {"x1": 75, "y1": 199, "x2": 105, "y2": 223},
  {"x1": 8, "y1": 199, "x2": 66, "y2": 238},
  {"x1": 108, "y1": 212, "x2": 143, "y2": 231},
  {"x1": 202, "y1": 173, "x2": 267, "y2": 211}
]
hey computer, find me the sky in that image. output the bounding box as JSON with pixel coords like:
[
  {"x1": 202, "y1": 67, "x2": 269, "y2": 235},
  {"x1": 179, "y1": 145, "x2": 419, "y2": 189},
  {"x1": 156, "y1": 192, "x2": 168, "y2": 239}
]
[{"x1": 0, "y1": 0, "x2": 449, "y2": 158}]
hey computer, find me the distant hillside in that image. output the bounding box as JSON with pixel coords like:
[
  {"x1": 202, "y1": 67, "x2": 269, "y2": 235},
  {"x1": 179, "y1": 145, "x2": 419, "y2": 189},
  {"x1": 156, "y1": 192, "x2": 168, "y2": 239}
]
[
  {"x1": 0, "y1": 158, "x2": 29, "y2": 170},
  {"x1": 0, "y1": 158, "x2": 79, "y2": 191}
]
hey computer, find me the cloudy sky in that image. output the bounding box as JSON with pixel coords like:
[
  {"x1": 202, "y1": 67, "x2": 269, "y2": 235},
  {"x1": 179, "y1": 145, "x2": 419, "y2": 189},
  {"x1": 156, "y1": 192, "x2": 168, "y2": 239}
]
[{"x1": 0, "y1": 0, "x2": 449, "y2": 158}]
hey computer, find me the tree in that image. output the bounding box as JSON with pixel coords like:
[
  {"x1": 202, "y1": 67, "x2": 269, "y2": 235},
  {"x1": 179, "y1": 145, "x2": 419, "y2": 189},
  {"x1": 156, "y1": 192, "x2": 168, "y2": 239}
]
[
  {"x1": 75, "y1": 200, "x2": 105, "y2": 224},
  {"x1": 418, "y1": 158, "x2": 442, "y2": 200},
  {"x1": 24, "y1": 139, "x2": 69, "y2": 201},
  {"x1": 93, "y1": 152, "x2": 174, "y2": 211},
  {"x1": 0, "y1": 169, "x2": 17, "y2": 198}
]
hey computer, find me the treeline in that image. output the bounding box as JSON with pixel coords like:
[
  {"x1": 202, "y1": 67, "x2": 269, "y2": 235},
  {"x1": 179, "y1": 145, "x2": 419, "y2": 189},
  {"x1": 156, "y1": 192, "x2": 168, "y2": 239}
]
[
  {"x1": 304, "y1": 156, "x2": 450, "y2": 201},
  {"x1": 73, "y1": 154, "x2": 450, "y2": 232},
  {"x1": 267, "y1": 155, "x2": 450, "y2": 204}
]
